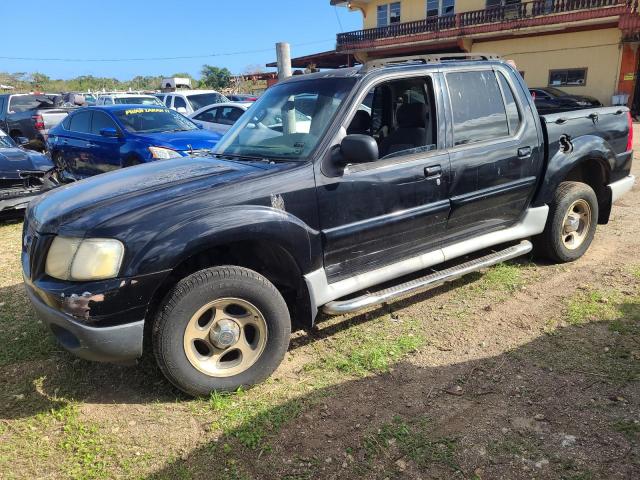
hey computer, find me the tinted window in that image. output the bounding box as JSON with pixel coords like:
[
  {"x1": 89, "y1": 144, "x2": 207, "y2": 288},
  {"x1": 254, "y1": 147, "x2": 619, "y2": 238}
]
[
  {"x1": 447, "y1": 70, "x2": 509, "y2": 146},
  {"x1": 497, "y1": 72, "x2": 521, "y2": 134},
  {"x1": 193, "y1": 107, "x2": 218, "y2": 122},
  {"x1": 91, "y1": 111, "x2": 117, "y2": 135},
  {"x1": 173, "y1": 96, "x2": 187, "y2": 110},
  {"x1": 549, "y1": 68, "x2": 587, "y2": 87},
  {"x1": 113, "y1": 107, "x2": 198, "y2": 133},
  {"x1": 218, "y1": 107, "x2": 244, "y2": 125},
  {"x1": 164, "y1": 96, "x2": 172, "y2": 107},
  {"x1": 114, "y1": 96, "x2": 162, "y2": 105},
  {"x1": 0, "y1": 96, "x2": 5, "y2": 114},
  {"x1": 186, "y1": 93, "x2": 227, "y2": 111},
  {"x1": 68, "y1": 111, "x2": 92, "y2": 133}
]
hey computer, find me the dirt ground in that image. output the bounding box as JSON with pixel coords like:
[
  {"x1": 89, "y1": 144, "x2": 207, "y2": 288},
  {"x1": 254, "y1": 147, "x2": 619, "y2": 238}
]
[{"x1": 1, "y1": 130, "x2": 639, "y2": 480}]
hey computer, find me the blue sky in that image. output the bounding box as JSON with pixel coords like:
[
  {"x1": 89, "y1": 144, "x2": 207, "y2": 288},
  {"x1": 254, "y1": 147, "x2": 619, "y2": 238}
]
[{"x1": 1, "y1": 0, "x2": 362, "y2": 80}]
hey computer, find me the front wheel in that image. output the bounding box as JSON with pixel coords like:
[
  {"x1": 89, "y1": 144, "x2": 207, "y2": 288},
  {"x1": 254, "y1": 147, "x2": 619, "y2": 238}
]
[
  {"x1": 534, "y1": 181, "x2": 598, "y2": 263},
  {"x1": 152, "y1": 266, "x2": 291, "y2": 396}
]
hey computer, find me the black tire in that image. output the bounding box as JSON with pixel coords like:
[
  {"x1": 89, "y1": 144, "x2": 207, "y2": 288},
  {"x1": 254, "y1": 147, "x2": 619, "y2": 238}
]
[
  {"x1": 534, "y1": 181, "x2": 598, "y2": 263},
  {"x1": 153, "y1": 266, "x2": 291, "y2": 396}
]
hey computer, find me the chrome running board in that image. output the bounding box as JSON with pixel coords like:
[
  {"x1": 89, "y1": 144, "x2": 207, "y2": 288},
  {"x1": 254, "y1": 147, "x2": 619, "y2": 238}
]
[{"x1": 322, "y1": 240, "x2": 532, "y2": 315}]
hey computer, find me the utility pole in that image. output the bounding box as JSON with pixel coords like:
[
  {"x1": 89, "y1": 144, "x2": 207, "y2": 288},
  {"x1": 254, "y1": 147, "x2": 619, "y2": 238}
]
[
  {"x1": 276, "y1": 42, "x2": 295, "y2": 134},
  {"x1": 276, "y1": 42, "x2": 292, "y2": 80}
]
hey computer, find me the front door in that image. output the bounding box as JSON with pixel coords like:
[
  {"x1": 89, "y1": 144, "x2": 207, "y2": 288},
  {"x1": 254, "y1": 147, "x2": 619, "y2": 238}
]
[
  {"x1": 316, "y1": 73, "x2": 451, "y2": 282},
  {"x1": 443, "y1": 67, "x2": 542, "y2": 243}
]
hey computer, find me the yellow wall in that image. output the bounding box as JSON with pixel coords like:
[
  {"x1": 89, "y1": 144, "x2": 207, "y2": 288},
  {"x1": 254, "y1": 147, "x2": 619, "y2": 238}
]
[
  {"x1": 357, "y1": 0, "x2": 488, "y2": 29},
  {"x1": 472, "y1": 29, "x2": 623, "y2": 104}
]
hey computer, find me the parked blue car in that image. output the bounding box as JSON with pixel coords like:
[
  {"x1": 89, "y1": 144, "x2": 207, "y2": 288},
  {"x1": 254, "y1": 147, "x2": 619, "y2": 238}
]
[{"x1": 47, "y1": 105, "x2": 222, "y2": 179}]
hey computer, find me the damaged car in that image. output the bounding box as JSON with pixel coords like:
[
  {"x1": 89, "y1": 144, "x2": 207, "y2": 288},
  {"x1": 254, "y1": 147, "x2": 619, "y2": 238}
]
[{"x1": 0, "y1": 128, "x2": 55, "y2": 218}]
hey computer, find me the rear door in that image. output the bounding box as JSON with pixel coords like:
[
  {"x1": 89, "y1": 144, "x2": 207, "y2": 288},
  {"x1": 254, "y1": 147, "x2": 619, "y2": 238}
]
[
  {"x1": 64, "y1": 110, "x2": 94, "y2": 177},
  {"x1": 443, "y1": 66, "x2": 542, "y2": 243}
]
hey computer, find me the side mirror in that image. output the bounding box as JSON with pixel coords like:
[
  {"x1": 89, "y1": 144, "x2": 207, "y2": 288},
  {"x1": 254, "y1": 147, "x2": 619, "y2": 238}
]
[
  {"x1": 17, "y1": 136, "x2": 29, "y2": 146},
  {"x1": 339, "y1": 134, "x2": 378, "y2": 164},
  {"x1": 100, "y1": 127, "x2": 120, "y2": 138},
  {"x1": 176, "y1": 107, "x2": 187, "y2": 114}
]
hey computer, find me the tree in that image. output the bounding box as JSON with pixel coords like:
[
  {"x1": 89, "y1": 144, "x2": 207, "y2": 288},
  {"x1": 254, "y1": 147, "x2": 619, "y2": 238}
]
[{"x1": 199, "y1": 65, "x2": 232, "y2": 90}]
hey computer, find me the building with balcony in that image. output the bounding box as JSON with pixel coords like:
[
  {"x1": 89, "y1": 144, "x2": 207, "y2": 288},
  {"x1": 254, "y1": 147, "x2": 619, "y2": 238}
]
[{"x1": 321, "y1": 0, "x2": 640, "y2": 109}]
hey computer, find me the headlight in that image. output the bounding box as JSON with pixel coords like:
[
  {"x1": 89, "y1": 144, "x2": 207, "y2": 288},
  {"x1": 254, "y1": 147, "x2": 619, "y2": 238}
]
[
  {"x1": 148, "y1": 146, "x2": 182, "y2": 159},
  {"x1": 45, "y1": 237, "x2": 125, "y2": 281}
]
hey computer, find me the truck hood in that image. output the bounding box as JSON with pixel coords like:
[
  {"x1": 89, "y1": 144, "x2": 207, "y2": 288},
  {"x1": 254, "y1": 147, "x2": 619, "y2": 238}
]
[
  {"x1": 29, "y1": 156, "x2": 287, "y2": 233},
  {"x1": 134, "y1": 129, "x2": 222, "y2": 151},
  {"x1": 0, "y1": 147, "x2": 54, "y2": 177}
]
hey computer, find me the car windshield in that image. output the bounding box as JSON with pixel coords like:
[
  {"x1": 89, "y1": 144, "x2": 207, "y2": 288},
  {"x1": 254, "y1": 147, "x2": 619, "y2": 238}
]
[
  {"x1": 0, "y1": 131, "x2": 15, "y2": 148},
  {"x1": 114, "y1": 96, "x2": 163, "y2": 105},
  {"x1": 113, "y1": 107, "x2": 199, "y2": 133},
  {"x1": 214, "y1": 77, "x2": 356, "y2": 161},
  {"x1": 187, "y1": 93, "x2": 229, "y2": 111}
]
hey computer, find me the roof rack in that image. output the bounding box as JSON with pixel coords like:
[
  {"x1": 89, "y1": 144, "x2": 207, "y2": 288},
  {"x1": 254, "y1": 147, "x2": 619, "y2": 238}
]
[{"x1": 361, "y1": 53, "x2": 502, "y2": 72}]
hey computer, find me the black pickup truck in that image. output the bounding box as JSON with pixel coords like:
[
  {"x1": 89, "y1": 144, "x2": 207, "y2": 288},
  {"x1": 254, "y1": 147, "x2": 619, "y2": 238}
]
[{"x1": 22, "y1": 55, "x2": 635, "y2": 396}]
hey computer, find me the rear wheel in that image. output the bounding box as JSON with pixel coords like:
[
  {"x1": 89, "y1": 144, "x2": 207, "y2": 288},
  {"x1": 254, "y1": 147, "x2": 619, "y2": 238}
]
[
  {"x1": 534, "y1": 181, "x2": 598, "y2": 263},
  {"x1": 153, "y1": 266, "x2": 291, "y2": 396}
]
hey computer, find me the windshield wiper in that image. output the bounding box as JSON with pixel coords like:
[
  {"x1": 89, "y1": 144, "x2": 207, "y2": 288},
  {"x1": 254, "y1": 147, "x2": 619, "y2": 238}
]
[{"x1": 211, "y1": 152, "x2": 274, "y2": 163}]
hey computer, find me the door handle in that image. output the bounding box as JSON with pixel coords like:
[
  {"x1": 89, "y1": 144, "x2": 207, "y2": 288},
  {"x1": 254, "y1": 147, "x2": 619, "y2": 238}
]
[
  {"x1": 86, "y1": 142, "x2": 96, "y2": 148},
  {"x1": 424, "y1": 165, "x2": 442, "y2": 178},
  {"x1": 517, "y1": 146, "x2": 532, "y2": 159}
]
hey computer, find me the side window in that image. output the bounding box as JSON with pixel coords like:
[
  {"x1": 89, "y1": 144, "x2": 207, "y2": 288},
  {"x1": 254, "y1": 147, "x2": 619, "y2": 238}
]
[
  {"x1": 194, "y1": 107, "x2": 217, "y2": 122},
  {"x1": 0, "y1": 96, "x2": 6, "y2": 115},
  {"x1": 497, "y1": 71, "x2": 521, "y2": 134},
  {"x1": 68, "y1": 111, "x2": 92, "y2": 134},
  {"x1": 174, "y1": 96, "x2": 187, "y2": 110},
  {"x1": 91, "y1": 111, "x2": 117, "y2": 135},
  {"x1": 447, "y1": 70, "x2": 509, "y2": 146},
  {"x1": 218, "y1": 107, "x2": 244, "y2": 125},
  {"x1": 164, "y1": 95, "x2": 172, "y2": 107},
  {"x1": 346, "y1": 76, "x2": 438, "y2": 160}
]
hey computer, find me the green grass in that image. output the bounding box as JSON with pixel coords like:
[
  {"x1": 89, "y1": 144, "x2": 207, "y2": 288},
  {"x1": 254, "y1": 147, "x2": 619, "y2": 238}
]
[
  {"x1": 477, "y1": 262, "x2": 526, "y2": 293},
  {"x1": 566, "y1": 290, "x2": 621, "y2": 326},
  {"x1": 612, "y1": 420, "x2": 640, "y2": 441},
  {"x1": 360, "y1": 416, "x2": 460, "y2": 473}
]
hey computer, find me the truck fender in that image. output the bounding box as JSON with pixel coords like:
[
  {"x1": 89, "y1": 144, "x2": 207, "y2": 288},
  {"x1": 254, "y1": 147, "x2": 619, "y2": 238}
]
[
  {"x1": 126, "y1": 205, "x2": 320, "y2": 279},
  {"x1": 533, "y1": 134, "x2": 614, "y2": 209}
]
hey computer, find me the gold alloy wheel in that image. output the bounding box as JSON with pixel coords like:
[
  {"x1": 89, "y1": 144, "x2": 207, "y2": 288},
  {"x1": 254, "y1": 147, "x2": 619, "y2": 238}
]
[
  {"x1": 183, "y1": 298, "x2": 268, "y2": 377},
  {"x1": 561, "y1": 198, "x2": 592, "y2": 250}
]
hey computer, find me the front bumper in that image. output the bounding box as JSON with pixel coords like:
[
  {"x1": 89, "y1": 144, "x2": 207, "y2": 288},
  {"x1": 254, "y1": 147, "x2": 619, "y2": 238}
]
[
  {"x1": 609, "y1": 174, "x2": 636, "y2": 203},
  {"x1": 25, "y1": 284, "x2": 144, "y2": 362}
]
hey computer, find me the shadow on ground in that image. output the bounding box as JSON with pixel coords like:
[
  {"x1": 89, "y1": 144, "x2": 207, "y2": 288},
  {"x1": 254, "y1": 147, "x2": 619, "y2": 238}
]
[{"x1": 145, "y1": 301, "x2": 640, "y2": 480}]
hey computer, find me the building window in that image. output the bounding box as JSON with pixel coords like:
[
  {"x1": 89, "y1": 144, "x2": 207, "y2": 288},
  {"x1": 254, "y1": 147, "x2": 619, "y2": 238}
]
[
  {"x1": 427, "y1": 0, "x2": 455, "y2": 17},
  {"x1": 548, "y1": 68, "x2": 588, "y2": 87},
  {"x1": 377, "y1": 2, "x2": 401, "y2": 27},
  {"x1": 486, "y1": 0, "x2": 522, "y2": 7}
]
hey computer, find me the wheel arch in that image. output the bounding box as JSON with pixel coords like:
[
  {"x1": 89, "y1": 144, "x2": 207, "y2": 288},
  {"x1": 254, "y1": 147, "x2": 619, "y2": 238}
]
[{"x1": 534, "y1": 135, "x2": 614, "y2": 224}]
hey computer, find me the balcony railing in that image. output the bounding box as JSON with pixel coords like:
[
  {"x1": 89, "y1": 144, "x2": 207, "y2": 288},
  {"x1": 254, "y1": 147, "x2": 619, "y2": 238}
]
[{"x1": 336, "y1": 0, "x2": 637, "y2": 49}]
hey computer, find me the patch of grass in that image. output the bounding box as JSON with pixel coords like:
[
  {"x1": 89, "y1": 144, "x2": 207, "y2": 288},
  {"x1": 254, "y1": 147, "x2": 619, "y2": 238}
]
[
  {"x1": 478, "y1": 262, "x2": 525, "y2": 293},
  {"x1": 361, "y1": 416, "x2": 460, "y2": 473},
  {"x1": 208, "y1": 388, "x2": 305, "y2": 451},
  {"x1": 613, "y1": 420, "x2": 640, "y2": 441},
  {"x1": 565, "y1": 290, "x2": 620, "y2": 325}
]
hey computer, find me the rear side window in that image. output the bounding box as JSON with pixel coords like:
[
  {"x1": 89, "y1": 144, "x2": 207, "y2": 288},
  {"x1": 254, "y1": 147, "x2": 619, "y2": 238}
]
[
  {"x1": 497, "y1": 72, "x2": 521, "y2": 134},
  {"x1": 174, "y1": 96, "x2": 187, "y2": 110},
  {"x1": 218, "y1": 107, "x2": 243, "y2": 125},
  {"x1": 91, "y1": 111, "x2": 117, "y2": 135},
  {"x1": 68, "y1": 111, "x2": 92, "y2": 133},
  {"x1": 447, "y1": 70, "x2": 509, "y2": 146},
  {"x1": 164, "y1": 96, "x2": 172, "y2": 107},
  {"x1": 193, "y1": 107, "x2": 217, "y2": 122}
]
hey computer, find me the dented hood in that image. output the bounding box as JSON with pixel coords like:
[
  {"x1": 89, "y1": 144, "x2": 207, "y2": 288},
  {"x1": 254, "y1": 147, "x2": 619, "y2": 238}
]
[
  {"x1": 0, "y1": 147, "x2": 53, "y2": 177},
  {"x1": 29, "y1": 156, "x2": 278, "y2": 233}
]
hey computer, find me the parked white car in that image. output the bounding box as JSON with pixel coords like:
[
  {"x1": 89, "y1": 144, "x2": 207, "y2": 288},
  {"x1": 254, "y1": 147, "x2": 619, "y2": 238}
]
[
  {"x1": 157, "y1": 90, "x2": 229, "y2": 116},
  {"x1": 189, "y1": 102, "x2": 252, "y2": 134},
  {"x1": 96, "y1": 94, "x2": 163, "y2": 106}
]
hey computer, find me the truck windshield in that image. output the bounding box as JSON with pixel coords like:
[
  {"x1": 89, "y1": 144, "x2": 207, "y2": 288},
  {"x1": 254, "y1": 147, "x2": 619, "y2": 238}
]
[
  {"x1": 187, "y1": 93, "x2": 229, "y2": 111},
  {"x1": 114, "y1": 107, "x2": 198, "y2": 133},
  {"x1": 214, "y1": 77, "x2": 357, "y2": 161},
  {"x1": 114, "y1": 97, "x2": 163, "y2": 105}
]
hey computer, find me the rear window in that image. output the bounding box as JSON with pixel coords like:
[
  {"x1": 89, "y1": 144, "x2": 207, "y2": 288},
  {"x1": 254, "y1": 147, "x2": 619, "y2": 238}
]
[
  {"x1": 114, "y1": 96, "x2": 162, "y2": 105},
  {"x1": 113, "y1": 107, "x2": 198, "y2": 133},
  {"x1": 447, "y1": 70, "x2": 509, "y2": 146},
  {"x1": 187, "y1": 93, "x2": 228, "y2": 111},
  {"x1": 9, "y1": 95, "x2": 57, "y2": 113}
]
